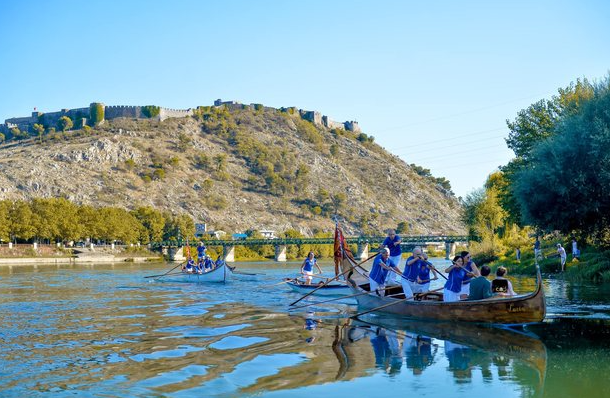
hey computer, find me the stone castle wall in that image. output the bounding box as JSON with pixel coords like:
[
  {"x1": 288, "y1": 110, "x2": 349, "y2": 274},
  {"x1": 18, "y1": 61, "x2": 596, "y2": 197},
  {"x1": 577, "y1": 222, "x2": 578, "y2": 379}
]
[
  {"x1": 104, "y1": 105, "x2": 142, "y2": 120},
  {"x1": 1, "y1": 100, "x2": 361, "y2": 135},
  {"x1": 159, "y1": 107, "x2": 194, "y2": 121}
]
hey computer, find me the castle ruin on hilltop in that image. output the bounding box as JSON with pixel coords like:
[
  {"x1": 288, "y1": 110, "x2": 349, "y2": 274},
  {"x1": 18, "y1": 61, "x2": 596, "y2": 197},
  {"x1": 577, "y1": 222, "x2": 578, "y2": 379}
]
[{"x1": 0, "y1": 100, "x2": 361, "y2": 136}]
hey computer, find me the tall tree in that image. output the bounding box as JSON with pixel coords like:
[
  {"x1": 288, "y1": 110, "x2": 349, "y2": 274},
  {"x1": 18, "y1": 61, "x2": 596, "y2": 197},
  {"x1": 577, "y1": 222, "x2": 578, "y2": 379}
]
[
  {"x1": 513, "y1": 78, "x2": 610, "y2": 241},
  {"x1": 57, "y1": 116, "x2": 73, "y2": 133}
]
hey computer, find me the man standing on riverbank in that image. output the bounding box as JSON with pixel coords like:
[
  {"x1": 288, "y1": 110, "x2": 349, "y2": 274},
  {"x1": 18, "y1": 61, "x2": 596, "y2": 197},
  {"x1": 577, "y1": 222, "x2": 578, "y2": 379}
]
[{"x1": 557, "y1": 244, "x2": 567, "y2": 272}]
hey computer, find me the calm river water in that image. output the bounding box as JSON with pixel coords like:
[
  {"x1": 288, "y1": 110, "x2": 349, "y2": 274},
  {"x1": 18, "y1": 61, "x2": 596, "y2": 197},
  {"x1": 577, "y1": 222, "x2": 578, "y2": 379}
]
[{"x1": 1, "y1": 259, "x2": 610, "y2": 398}]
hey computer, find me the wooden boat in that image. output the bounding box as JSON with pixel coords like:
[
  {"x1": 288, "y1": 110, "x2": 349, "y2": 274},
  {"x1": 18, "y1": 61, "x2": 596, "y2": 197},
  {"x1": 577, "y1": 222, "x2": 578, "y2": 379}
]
[
  {"x1": 285, "y1": 277, "x2": 351, "y2": 297},
  {"x1": 333, "y1": 224, "x2": 546, "y2": 324},
  {"x1": 157, "y1": 263, "x2": 230, "y2": 283}
]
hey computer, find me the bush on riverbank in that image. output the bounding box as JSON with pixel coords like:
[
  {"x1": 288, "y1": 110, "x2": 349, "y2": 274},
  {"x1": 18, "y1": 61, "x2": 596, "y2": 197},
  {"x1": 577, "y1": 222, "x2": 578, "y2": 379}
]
[{"x1": 474, "y1": 245, "x2": 610, "y2": 282}]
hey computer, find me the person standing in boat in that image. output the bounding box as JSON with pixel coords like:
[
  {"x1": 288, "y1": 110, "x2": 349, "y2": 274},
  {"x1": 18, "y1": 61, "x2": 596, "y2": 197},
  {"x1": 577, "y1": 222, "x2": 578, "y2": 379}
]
[
  {"x1": 301, "y1": 251, "x2": 323, "y2": 285},
  {"x1": 415, "y1": 257, "x2": 439, "y2": 294},
  {"x1": 459, "y1": 251, "x2": 480, "y2": 299},
  {"x1": 443, "y1": 255, "x2": 468, "y2": 302},
  {"x1": 381, "y1": 229, "x2": 402, "y2": 284},
  {"x1": 369, "y1": 248, "x2": 401, "y2": 296},
  {"x1": 402, "y1": 247, "x2": 425, "y2": 298},
  {"x1": 197, "y1": 242, "x2": 206, "y2": 260},
  {"x1": 491, "y1": 266, "x2": 516, "y2": 296}
]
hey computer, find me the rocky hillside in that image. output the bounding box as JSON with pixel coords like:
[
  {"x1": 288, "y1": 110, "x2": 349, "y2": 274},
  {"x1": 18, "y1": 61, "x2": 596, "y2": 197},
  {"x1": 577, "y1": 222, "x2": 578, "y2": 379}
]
[{"x1": 0, "y1": 106, "x2": 465, "y2": 236}]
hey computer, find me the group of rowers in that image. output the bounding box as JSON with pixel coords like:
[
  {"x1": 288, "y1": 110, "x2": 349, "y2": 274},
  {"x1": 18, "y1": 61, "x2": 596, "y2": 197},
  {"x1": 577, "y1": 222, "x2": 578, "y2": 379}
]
[
  {"x1": 182, "y1": 242, "x2": 226, "y2": 274},
  {"x1": 369, "y1": 230, "x2": 516, "y2": 302}
]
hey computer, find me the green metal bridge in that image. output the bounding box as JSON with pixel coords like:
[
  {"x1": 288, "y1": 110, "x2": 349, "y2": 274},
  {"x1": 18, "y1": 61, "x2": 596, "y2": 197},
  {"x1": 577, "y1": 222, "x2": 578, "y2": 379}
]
[
  {"x1": 153, "y1": 235, "x2": 469, "y2": 262},
  {"x1": 153, "y1": 235, "x2": 468, "y2": 248}
]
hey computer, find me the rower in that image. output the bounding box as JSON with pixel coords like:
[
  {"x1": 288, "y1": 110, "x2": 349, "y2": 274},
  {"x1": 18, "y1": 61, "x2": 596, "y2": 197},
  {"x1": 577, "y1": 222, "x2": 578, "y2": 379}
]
[
  {"x1": 443, "y1": 255, "x2": 468, "y2": 302},
  {"x1": 204, "y1": 256, "x2": 214, "y2": 272},
  {"x1": 185, "y1": 257, "x2": 196, "y2": 273},
  {"x1": 197, "y1": 257, "x2": 205, "y2": 274},
  {"x1": 369, "y1": 248, "x2": 401, "y2": 296},
  {"x1": 301, "y1": 252, "x2": 323, "y2": 285}
]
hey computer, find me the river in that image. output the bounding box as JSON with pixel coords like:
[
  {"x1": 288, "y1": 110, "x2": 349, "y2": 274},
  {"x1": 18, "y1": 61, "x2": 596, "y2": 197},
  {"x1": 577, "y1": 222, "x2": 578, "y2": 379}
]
[{"x1": 1, "y1": 259, "x2": 609, "y2": 398}]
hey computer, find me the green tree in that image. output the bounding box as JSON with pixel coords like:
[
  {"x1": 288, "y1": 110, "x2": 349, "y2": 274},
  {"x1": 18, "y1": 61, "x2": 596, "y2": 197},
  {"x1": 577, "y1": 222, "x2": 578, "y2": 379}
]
[
  {"x1": 0, "y1": 200, "x2": 10, "y2": 241},
  {"x1": 79, "y1": 205, "x2": 102, "y2": 242},
  {"x1": 8, "y1": 200, "x2": 35, "y2": 241},
  {"x1": 513, "y1": 78, "x2": 610, "y2": 242},
  {"x1": 58, "y1": 116, "x2": 73, "y2": 132},
  {"x1": 132, "y1": 206, "x2": 166, "y2": 243},
  {"x1": 0, "y1": 132, "x2": 4, "y2": 144},
  {"x1": 142, "y1": 105, "x2": 160, "y2": 118},
  {"x1": 213, "y1": 153, "x2": 227, "y2": 172},
  {"x1": 33, "y1": 123, "x2": 45, "y2": 143},
  {"x1": 90, "y1": 103, "x2": 105, "y2": 125}
]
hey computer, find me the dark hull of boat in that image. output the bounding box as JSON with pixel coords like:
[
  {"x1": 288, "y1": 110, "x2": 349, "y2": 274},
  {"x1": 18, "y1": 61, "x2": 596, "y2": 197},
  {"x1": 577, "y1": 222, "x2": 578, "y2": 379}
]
[
  {"x1": 347, "y1": 263, "x2": 545, "y2": 324},
  {"x1": 286, "y1": 279, "x2": 351, "y2": 297}
]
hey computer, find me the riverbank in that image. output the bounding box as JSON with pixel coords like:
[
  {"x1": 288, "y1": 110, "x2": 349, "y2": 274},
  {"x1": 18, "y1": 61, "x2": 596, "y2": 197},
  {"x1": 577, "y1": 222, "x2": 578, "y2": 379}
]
[
  {"x1": 0, "y1": 255, "x2": 162, "y2": 266},
  {"x1": 479, "y1": 246, "x2": 610, "y2": 282}
]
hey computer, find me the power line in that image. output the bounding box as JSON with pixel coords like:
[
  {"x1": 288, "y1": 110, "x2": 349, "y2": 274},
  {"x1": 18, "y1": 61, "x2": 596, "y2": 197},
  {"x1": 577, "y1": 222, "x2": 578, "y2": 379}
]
[
  {"x1": 394, "y1": 134, "x2": 507, "y2": 157},
  {"x1": 404, "y1": 144, "x2": 510, "y2": 164},
  {"x1": 391, "y1": 126, "x2": 506, "y2": 151},
  {"x1": 378, "y1": 92, "x2": 554, "y2": 132}
]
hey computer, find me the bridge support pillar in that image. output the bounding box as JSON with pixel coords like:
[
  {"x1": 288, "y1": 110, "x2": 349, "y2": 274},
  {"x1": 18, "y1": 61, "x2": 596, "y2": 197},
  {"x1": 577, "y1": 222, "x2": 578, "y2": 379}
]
[
  {"x1": 445, "y1": 241, "x2": 457, "y2": 260},
  {"x1": 168, "y1": 246, "x2": 185, "y2": 262},
  {"x1": 275, "y1": 245, "x2": 287, "y2": 262},
  {"x1": 357, "y1": 243, "x2": 369, "y2": 260},
  {"x1": 224, "y1": 245, "x2": 235, "y2": 262}
]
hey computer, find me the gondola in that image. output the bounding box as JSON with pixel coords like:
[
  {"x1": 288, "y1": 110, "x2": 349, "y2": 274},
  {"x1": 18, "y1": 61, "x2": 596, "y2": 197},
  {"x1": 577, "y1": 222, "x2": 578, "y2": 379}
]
[
  {"x1": 334, "y1": 224, "x2": 546, "y2": 324},
  {"x1": 285, "y1": 277, "x2": 351, "y2": 297},
  {"x1": 156, "y1": 262, "x2": 230, "y2": 283}
]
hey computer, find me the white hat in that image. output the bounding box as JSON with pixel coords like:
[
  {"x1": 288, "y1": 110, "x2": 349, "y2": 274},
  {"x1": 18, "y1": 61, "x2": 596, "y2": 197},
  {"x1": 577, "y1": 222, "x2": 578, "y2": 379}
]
[{"x1": 382, "y1": 248, "x2": 390, "y2": 255}]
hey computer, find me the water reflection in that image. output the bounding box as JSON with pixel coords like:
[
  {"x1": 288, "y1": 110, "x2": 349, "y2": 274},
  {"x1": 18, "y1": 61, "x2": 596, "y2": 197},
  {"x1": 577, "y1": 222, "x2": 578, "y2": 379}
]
[
  {"x1": 338, "y1": 317, "x2": 547, "y2": 394},
  {"x1": 1, "y1": 262, "x2": 610, "y2": 397}
]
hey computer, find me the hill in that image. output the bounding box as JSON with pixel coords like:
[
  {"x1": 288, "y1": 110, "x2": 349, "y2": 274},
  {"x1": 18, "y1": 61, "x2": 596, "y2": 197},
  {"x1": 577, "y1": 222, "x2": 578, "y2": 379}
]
[{"x1": 0, "y1": 105, "x2": 465, "y2": 236}]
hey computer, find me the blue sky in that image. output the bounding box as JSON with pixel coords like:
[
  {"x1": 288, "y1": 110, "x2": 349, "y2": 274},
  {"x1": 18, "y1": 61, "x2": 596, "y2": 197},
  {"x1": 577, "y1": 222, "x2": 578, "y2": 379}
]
[{"x1": 1, "y1": 0, "x2": 609, "y2": 197}]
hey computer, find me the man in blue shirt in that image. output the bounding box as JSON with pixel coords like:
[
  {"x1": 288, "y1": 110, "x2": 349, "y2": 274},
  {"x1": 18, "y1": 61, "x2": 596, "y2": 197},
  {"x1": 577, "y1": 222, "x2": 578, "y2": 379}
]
[
  {"x1": 369, "y1": 248, "x2": 401, "y2": 296},
  {"x1": 402, "y1": 246, "x2": 426, "y2": 300},
  {"x1": 382, "y1": 229, "x2": 402, "y2": 283},
  {"x1": 197, "y1": 242, "x2": 206, "y2": 260}
]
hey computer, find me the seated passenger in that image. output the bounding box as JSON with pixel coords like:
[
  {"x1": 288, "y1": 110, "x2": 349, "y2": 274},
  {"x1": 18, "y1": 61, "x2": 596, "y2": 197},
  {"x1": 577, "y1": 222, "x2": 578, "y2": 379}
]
[
  {"x1": 197, "y1": 257, "x2": 205, "y2": 274},
  {"x1": 204, "y1": 256, "x2": 214, "y2": 272},
  {"x1": 215, "y1": 255, "x2": 225, "y2": 267},
  {"x1": 185, "y1": 257, "x2": 196, "y2": 273},
  {"x1": 492, "y1": 266, "x2": 516, "y2": 296},
  {"x1": 468, "y1": 265, "x2": 493, "y2": 300}
]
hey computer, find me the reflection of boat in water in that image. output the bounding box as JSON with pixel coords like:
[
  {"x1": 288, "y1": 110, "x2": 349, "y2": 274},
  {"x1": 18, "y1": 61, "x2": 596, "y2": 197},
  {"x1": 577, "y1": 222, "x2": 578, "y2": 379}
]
[
  {"x1": 339, "y1": 317, "x2": 547, "y2": 391},
  {"x1": 285, "y1": 277, "x2": 351, "y2": 297},
  {"x1": 333, "y1": 224, "x2": 546, "y2": 323}
]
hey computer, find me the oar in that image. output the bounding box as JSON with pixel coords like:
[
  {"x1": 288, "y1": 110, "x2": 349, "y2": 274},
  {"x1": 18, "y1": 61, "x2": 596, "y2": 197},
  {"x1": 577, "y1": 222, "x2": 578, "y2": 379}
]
[
  {"x1": 273, "y1": 278, "x2": 296, "y2": 286},
  {"x1": 289, "y1": 252, "x2": 378, "y2": 306},
  {"x1": 288, "y1": 286, "x2": 393, "y2": 310},
  {"x1": 226, "y1": 264, "x2": 265, "y2": 276},
  {"x1": 425, "y1": 261, "x2": 448, "y2": 281},
  {"x1": 351, "y1": 286, "x2": 444, "y2": 318},
  {"x1": 144, "y1": 261, "x2": 185, "y2": 278}
]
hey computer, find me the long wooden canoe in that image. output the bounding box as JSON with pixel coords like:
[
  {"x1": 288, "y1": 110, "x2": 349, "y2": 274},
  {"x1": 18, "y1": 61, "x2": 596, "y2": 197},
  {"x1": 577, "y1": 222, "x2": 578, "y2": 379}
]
[
  {"x1": 332, "y1": 223, "x2": 545, "y2": 324},
  {"x1": 346, "y1": 262, "x2": 545, "y2": 323},
  {"x1": 285, "y1": 277, "x2": 351, "y2": 297}
]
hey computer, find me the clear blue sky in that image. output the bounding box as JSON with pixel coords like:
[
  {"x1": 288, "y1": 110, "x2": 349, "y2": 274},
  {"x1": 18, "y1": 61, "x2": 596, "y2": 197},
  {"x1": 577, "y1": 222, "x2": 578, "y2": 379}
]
[{"x1": 1, "y1": 0, "x2": 609, "y2": 197}]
